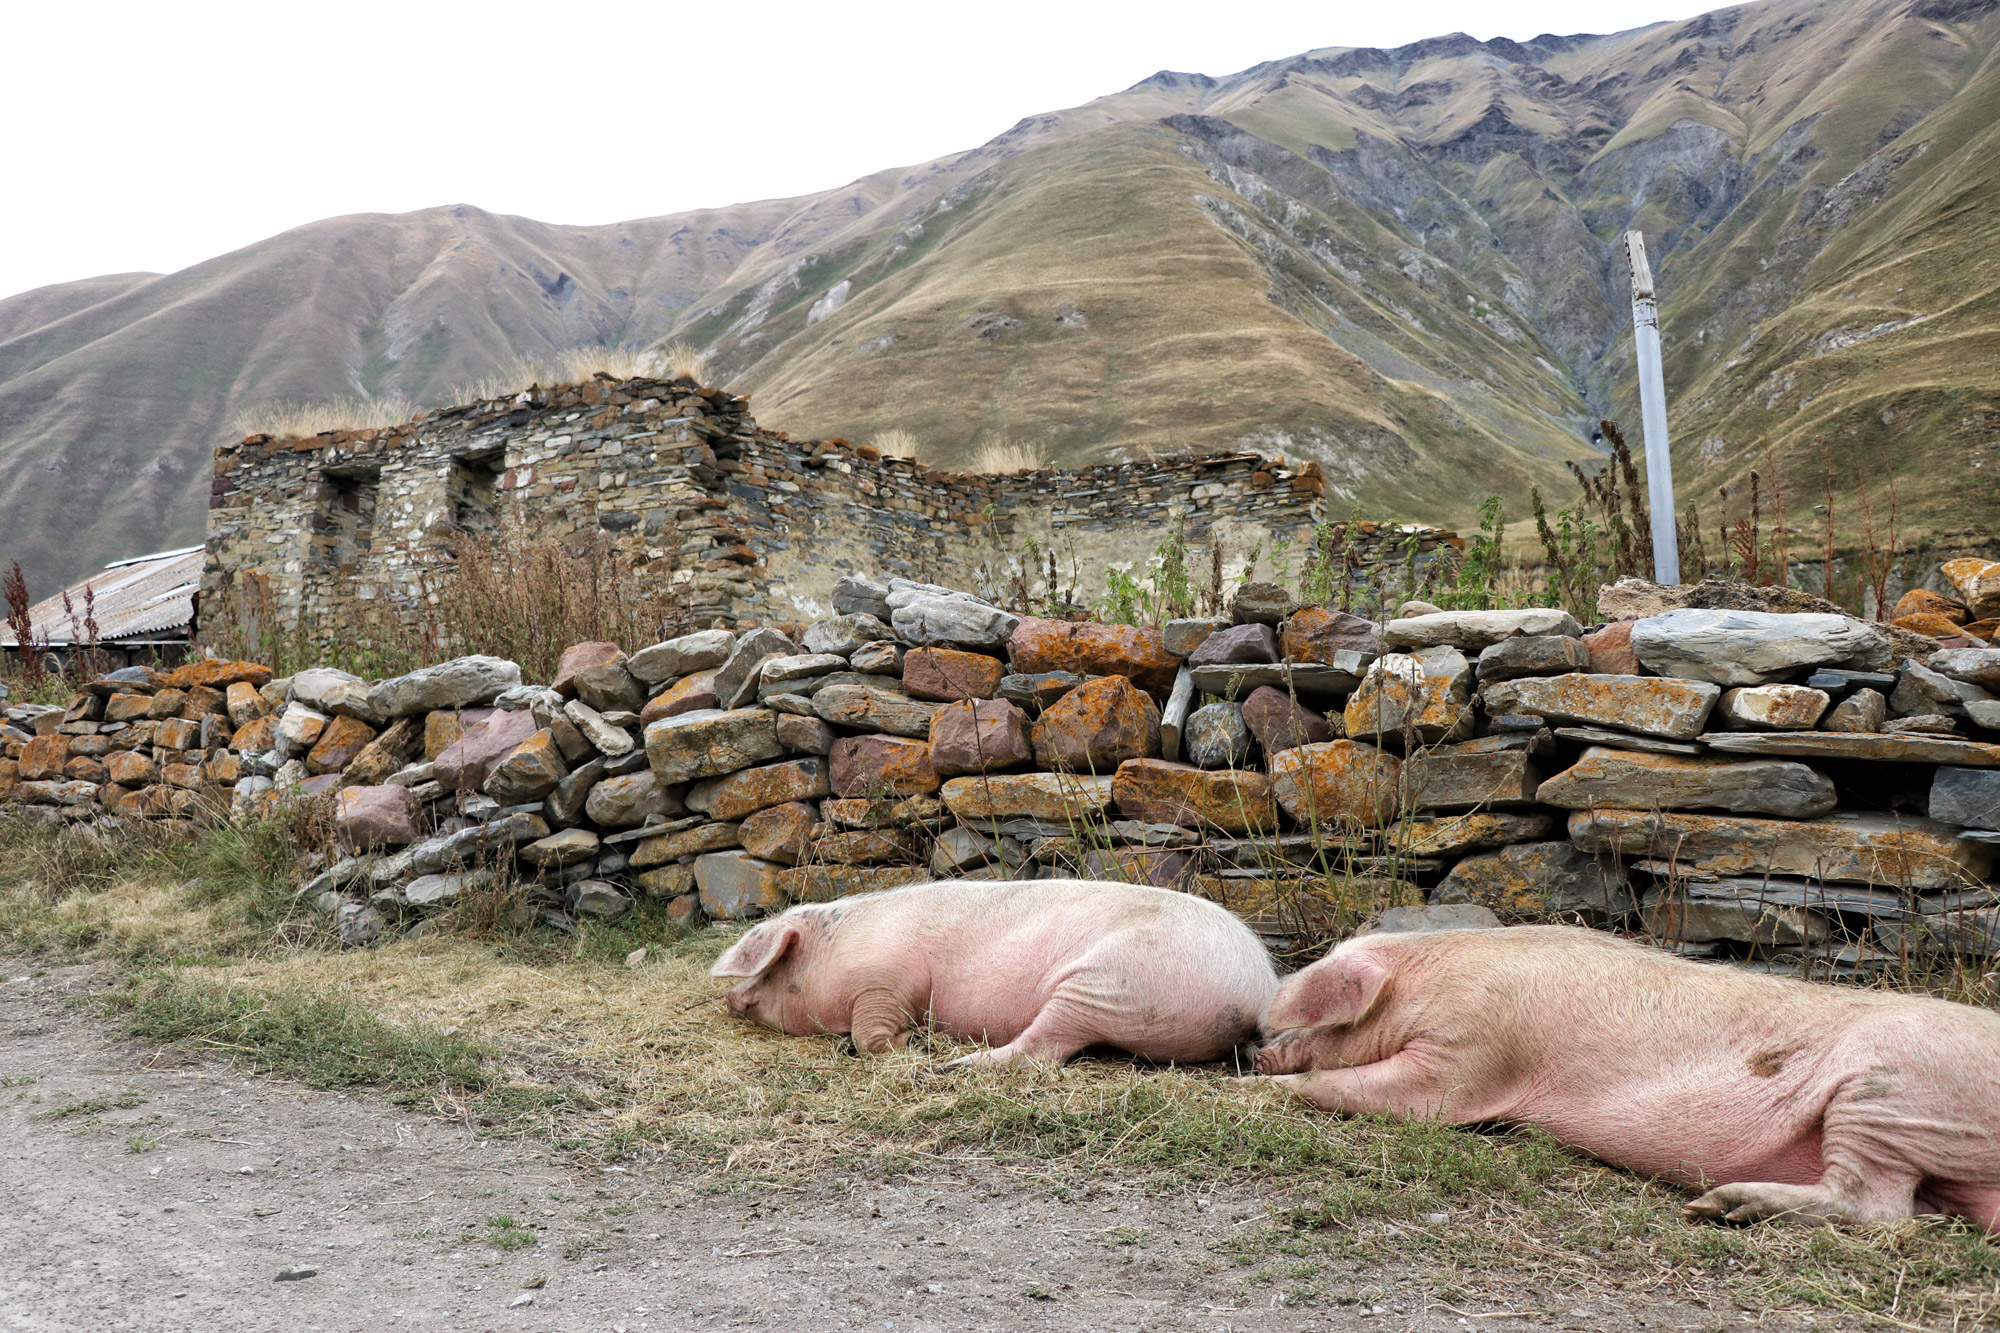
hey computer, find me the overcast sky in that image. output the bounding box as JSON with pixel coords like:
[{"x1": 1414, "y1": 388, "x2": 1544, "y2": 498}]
[{"x1": 3, "y1": 0, "x2": 1735, "y2": 303}]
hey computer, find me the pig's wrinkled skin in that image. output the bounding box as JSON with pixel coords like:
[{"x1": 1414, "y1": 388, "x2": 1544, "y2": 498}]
[
  {"x1": 1256, "y1": 924, "x2": 2000, "y2": 1231},
  {"x1": 710, "y1": 878, "x2": 1277, "y2": 1066}
]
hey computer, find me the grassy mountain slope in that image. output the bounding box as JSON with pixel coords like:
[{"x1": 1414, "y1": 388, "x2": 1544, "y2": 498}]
[{"x1": 3, "y1": 0, "x2": 1996, "y2": 595}]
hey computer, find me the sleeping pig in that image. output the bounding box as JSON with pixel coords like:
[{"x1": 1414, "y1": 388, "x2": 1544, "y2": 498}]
[
  {"x1": 710, "y1": 878, "x2": 1278, "y2": 1066},
  {"x1": 1255, "y1": 923, "x2": 2000, "y2": 1231}
]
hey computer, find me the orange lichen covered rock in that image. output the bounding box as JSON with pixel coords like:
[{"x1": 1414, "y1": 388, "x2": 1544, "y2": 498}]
[
  {"x1": 1895, "y1": 588, "x2": 1968, "y2": 625},
  {"x1": 828, "y1": 735, "x2": 938, "y2": 798},
  {"x1": 1006, "y1": 617, "x2": 1179, "y2": 695},
  {"x1": 156, "y1": 660, "x2": 272, "y2": 691},
  {"x1": 1111, "y1": 759, "x2": 1277, "y2": 834},
  {"x1": 902, "y1": 647, "x2": 1003, "y2": 702},
  {"x1": 641, "y1": 669, "x2": 719, "y2": 725},
  {"x1": 1268, "y1": 740, "x2": 1402, "y2": 829},
  {"x1": 1280, "y1": 608, "x2": 1379, "y2": 663},
  {"x1": 1030, "y1": 675, "x2": 1160, "y2": 773},
  {"x1": 305, "y1": 715, "x2": 378, "y2": 775}
]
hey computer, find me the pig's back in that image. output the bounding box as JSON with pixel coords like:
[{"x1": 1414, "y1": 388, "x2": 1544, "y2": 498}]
[
  {"x1": 850, "y1": 878, "x2": 1275, "y2": 1054},
  {"x1": 1371, "y1": 926, "x2": 2000, "y2": 1182}
]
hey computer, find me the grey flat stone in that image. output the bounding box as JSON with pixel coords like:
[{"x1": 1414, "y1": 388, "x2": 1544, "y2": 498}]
[
  {"x1": 1630, "y1": 609, "x2": 1892, "y2": 685},
  {"x1": 1188, "y1": 661, "x2": 1362, "y2": 699},
  {"x1": 1553, "y1": 726, "x2": 1705, "y2": 756},
  {"x1": 1702, "y1": 731, "x2": 2000, "y2": 766}
]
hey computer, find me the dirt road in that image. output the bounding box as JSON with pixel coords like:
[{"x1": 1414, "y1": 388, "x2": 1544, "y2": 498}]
[{"x1": 1, "y1": 961, "x2": 1779, "y2": 1332}]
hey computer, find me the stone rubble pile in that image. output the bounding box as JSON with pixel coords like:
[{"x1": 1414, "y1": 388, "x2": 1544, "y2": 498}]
[{"x1": 7, "y1": 567, "x2": 2000, "y2": 970}]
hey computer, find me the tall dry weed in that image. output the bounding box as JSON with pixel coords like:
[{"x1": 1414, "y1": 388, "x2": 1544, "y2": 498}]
[
  {"x1": 871, "y1": 428, "x2": 923, "y2": 462},
  {"x1": 230, "y1": 396, "x2": 420, "y2": 441},
  {"x1": 972, "y1": 437, "x2": 1042, "y2": 474}
]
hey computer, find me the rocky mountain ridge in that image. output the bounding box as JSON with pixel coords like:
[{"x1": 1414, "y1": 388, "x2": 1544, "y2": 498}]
[{"x1": 3, "y1": 0, "x2": 1996, "y2": 594}]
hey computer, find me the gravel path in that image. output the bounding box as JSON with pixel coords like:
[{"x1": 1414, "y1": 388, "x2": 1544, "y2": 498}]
[{"x1": 1, "y1": 960, "x2": 1787, "y2": 1332}]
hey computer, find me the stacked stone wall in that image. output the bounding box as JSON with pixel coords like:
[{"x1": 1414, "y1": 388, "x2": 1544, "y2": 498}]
[
  {"x1": 198, "y1": 375, "x2": 1455, "y2": 649},
  {"x1": 11, "y1": 565, "x2": 2000, "y2": 975}
]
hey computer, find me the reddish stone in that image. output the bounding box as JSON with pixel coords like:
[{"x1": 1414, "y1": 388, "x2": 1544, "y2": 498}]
[
  {"x1": 1006, "y1": 616, "x2": 1179, "y2": 695},
  {"x1": 1581, "y1": 619, "x2": 1641, "y2": 675},
  {"x1": 1030, "y1": 675, "x2": 1160, "y2": 774},
  {"x1": 1186, "y1": 623, "x2": 1278, "y2": 668},
  {"x1": 812, "y1": 829, "x2": 915, "y2": 865},
  {"x1": 65, "y1": 756, "x2": 108, "y2": 783},
  {"x1": 552, "y1": 641, "x2": 625, "y2": 698},
  {"x1": 1239, "y1": 685, "x2": 1334, "y2": 756},
  {"x1": 482, "y1": 729, "x2": 569, "y2": 803},
  {"x1": 19, "y1": 735, "x2": 71, "y2": 781},
  {"x1": 230, "y1": 714, "x2": 279, "y2": 753},
  {"x1": 156, "y1": 660, "x2": 273, "y2": 691},
  {"x1": 423, "y1": 707, "x2": 493, "y2": 760},
  {"x1": 344, "y1": 716, "x2": 424, "y2": 786},
  {"x1": 103, "y1": 693, "x2": 153, "y2": 723},
  {"x1": 739, "y1": 801, "x2": 820, "y2": 866},
  {"x1": 433, "y1": 708, "x2": 539, "y2": 792},
  {"x1": 829, "y1": 735, "x2": 939, "y2": 798},
  {"x1": 902, "y1": 647, "x2": 1004, "y2": 702},
  {"x1": 154, "y1": 718, "x2": 200, "y2": 750},
  {"x1": 1282, "y1": 610, "x2": 1380, "y2": 666},
  {"x1": 179, "y1": 684, "x2": 227, "y2": 718},
  {"x1": 163, "y1": 762, "x2": 205, "y2": 790},
  {"x1": 106, "y1": 751, "x2": 156, "y2": 785},
  {"x1": 1111, "y1": 759, "x2": 1277, "y2": 834},
  {"x1": 147, "y1": 689, "x2": 189, "y2": 720},
  {"x1": 1269, "y1": 740, "x2": 1403, "y2": 829},
  {"x1": 640, "y1": 669, "x2": 719, "y2": 725},
  {"x1": 306, "y1": 715, "x2": 378, "y2": 775},
  {"x1": 687, "y1": 758, "x2": 830, "y2": 821},
  {"x1": 928, "y1": 699, "x2": 1033, "y2": 777}
]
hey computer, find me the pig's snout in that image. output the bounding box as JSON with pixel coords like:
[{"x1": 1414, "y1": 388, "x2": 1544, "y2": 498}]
[
  {"x1": 723, "y1": 986, "x2": 751, "y2": 1018},
  {"x1": 1255, "y1": 1031, "x2": 1306, "y2": 1076}
]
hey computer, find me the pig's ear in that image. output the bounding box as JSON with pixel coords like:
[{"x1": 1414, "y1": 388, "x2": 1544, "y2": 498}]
[
  {"x1": 710, "y1": 925, "x2": 801, "y2": 979},
  {"x1": 1293, "y1": 951, "x2": 1392, "y2": 1029}
]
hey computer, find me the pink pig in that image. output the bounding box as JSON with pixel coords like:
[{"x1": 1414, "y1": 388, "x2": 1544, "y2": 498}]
[
  {"x1": 1256, "y1": 924, "x2": 2000, "y2": 1230},
  {"x1": 711, "y1": 878, "x2": 1277, "y2": 1066}
]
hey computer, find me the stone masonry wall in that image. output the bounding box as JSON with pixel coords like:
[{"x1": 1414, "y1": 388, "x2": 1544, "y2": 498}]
[{"x1": 199, "y1": 375, "x2": 1455, "y2": 649}]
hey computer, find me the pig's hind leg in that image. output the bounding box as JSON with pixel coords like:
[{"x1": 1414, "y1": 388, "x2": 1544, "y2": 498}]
[
  {"x1": 941, "y1": 1003, "x2": 1096, "y2": 1069},
  {"x1": 1686, "y1": 1077, "x2": 1925, "y2": 1227}
]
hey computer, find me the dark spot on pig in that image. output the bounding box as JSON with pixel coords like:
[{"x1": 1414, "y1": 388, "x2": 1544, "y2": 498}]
[
  {"x1": 1747, "y1": 1049, "x2": 1789, "y2": 1077},
  {"x1": 787, "y1": 983, "x2": 802, "y2": 994}
]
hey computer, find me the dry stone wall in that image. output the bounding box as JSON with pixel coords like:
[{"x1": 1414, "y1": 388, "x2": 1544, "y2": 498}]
[
  {"x1": 200, "y1": 374, "x2": 1439, "y2": 650},
  {"x1": 11, "y1": 566, "x2": 2000, "y2": 973}
]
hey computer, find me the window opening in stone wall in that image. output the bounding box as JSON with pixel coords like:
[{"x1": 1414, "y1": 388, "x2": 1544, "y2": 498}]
[
  {"x1": 316, "y1": 468, "x2": 381, "y2": 572},
  {"x1": 450, "y1": 452, "x2": 503, "y2": 536}
]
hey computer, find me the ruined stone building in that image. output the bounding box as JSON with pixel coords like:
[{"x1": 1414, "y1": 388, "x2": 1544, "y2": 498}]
[{"x1": 198, "y1": 374, "x2": 1455, "y2": 648}]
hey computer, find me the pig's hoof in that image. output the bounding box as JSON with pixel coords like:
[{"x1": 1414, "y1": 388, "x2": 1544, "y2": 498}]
[{"x1": 1685, "y1": 1184, "x2": 1833, "y2": 1227}]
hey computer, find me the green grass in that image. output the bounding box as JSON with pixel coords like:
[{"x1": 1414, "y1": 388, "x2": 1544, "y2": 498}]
[
  {"x1": 32, "y1": 1090, "x2": 147, "y2": 1121},
  {"x1": 476, "y1": 1215, "x2": 538, "y2": 1251},
  {"x1": 107, "y1": 976, "x2": 492, "y2": 1094}
]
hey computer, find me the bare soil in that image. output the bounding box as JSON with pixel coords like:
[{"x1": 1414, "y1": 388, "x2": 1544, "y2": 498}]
[{"x1": 1, "y1": 961, "x2": 1833, "y2": 1332}]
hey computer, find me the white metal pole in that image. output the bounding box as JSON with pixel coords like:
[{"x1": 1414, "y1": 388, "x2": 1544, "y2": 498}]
[{"x1": 1624, "y1": 230, "x2": 1680, "y2": 585}]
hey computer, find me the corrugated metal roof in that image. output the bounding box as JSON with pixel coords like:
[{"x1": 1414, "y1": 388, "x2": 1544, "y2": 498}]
[{"x1": 1, "y1": 547, "x2": 203, "y2": 647}]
